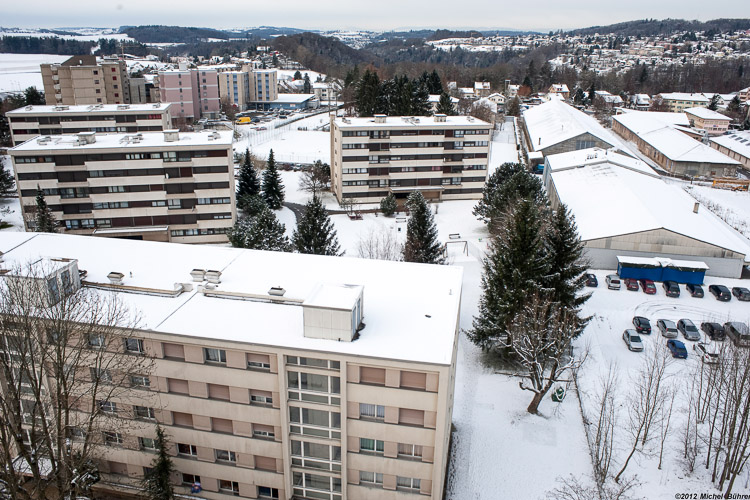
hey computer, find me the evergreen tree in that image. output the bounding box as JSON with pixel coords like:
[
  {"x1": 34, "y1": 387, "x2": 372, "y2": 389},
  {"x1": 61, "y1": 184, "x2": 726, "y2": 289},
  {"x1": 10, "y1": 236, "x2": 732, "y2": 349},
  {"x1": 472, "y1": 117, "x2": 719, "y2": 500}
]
[
  {"x1": 355, "y1": 70, "x2": 381, "y2": 117},
  {"x1": 573, "y1": 88, "x2": 585, "y2": 105},
  {"x1": 0, "y1": 157, "x2": 15, "y2": 196},
  {"x1": 293, "y1": 70, "x2": 302, "y2": 80},
  {"x1": 237, "y1": 194, "x2": 268, "y2": 218},
  {"x1": 521, "y1": 75, "x2": 533, "y2": 93},
  {"x1": 468, "y1": 199, "x2": 549, "y2": 350},
  {"x1": 261, "y1": 150, "x2": 284, "y2": 209},
  {"x1": 142, "y1": 425, "x2": 175, "y2": 500},
  {"x1": 392, "y1": 76, "x2": 413, "y2": 116},
  {"x1": 505, "y1": 96, "x2": 521, "y2": 117},
  {"x1": 236, "y1": 148, "x2": 260, "y2": 205},
  {"x1": 303, "y1": 73, "x2": 312, "y2": 94},
  {"x1": 23, "y1": 86, "x2": 44, "y2": 105},
  {"x1": 588, "y1": 82, "x2": 597, "y2": 103},
  {"x1": 380, "y1": 192, "x2": 397, "y2": 217},
  {"x1": 436, "y1": 92, "x2": 456, "y2": 115},
  {"x1": 228, "y1": 206, "x2": 291, "y2": 252},
  {"x1": 411, "y1": 80, "x2": 431, "y2": 116},
  {"x1": 34, "y1": 186, "x2": 57, "y2": 233},
  {"x1": 403, "y1": 191, "x2": 444, "y2": 264},
  {"x1": 708, "y1": 94, "x2": 721, "y2": 111},
  {"x1": 428, "y1": 69, "x2": 443, "y2": 94},
  {"x1": 473, "y1": 164, "x2": 546, "y2": 233},
  {"x1": 292, "y1": 196, "x2": 342, "y2": 256}
]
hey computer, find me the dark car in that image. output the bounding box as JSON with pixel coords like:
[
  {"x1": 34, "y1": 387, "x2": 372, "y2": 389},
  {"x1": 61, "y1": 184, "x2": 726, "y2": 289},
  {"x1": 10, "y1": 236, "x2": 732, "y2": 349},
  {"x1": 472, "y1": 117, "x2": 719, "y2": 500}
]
[
  {"x1": 677, "y1": 319, "x2": 701, "y2": 341},
  {"x1": 709, "y1": 284, "x2": 732, "y2": 301},
  {"x1": 701, "y1": 322, "x2": 726, "y2": 341},
  {"x1": 639, "y1": 279, "x2": 657, "y2": 295},
  {"x1": 732, "y1": 287, "x2": 750, "y2": 301},
  {"x1": 633, "y1": 316, "x2": 652, "y2": 334},
  {"x1": 686, "y1": 283, "x2": 704, "y2": 298},
  {"x1": 663, "y1": 280, "x2": 680, "y2": 298},
  {"x1": 667, "y1": 339, "x2": 688, "y2": 359},
  {"x1": 585, "y1": 274, "x2": 598, "y2": 287},
  {"x1": 725, "y1": 322, "x2": 750, "y2": 348},
  {"x1": 624, "y1": 278, "x2": 639, "y2": 291}
]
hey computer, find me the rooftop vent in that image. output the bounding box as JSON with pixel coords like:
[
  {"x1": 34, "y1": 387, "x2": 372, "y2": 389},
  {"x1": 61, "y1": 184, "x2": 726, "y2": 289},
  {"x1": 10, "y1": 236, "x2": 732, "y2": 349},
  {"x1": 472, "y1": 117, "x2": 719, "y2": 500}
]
[
  {"x1": 190, "y1": 269, "x2": 206, "y2": 282},
  {"x1": 693, "y1": 202, "x2": 700, "y2": 214},
  {"x1": 434, "y1": 114, "x2": 447, "y2": 122},
  {"x1": 268, "y1": 286, "x2": 286, "y2": 296},
  {"x1": 53, "y1": 105, "x2": 69, "y2": 111},
  {"x1": 163, "y1": 129, "x2": 180, "y2": 142},
  {"x1": 205, "y1": 270, "x2": 221, "y2": 284},
  {"x1": 117, "y1": 104, "x2": 130, "y2": 110},
  {"x1": 36, "y1": 136, "x2": 53, "y2": 145},
  {"x1": 374, "y1": 114, "x2": 387, "y2": 123},
  {"x1": 77, "y1": 131, "x2": 96, "y2": 145},
  {"x1": 24, "y1": 105, "x2": 33, "y2": 111},
  {"x1": 467, "y1": 116, "x2": 474, "y2": 122},
  {"x1": 107, "y1": 272, "x2": 124, "y2": 285}
]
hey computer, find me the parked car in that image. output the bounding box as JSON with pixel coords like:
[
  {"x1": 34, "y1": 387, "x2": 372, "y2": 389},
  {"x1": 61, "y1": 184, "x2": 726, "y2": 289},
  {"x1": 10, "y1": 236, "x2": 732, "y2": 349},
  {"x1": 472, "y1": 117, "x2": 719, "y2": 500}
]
[
  {"x1": 605, "y1": 275, "x2": 621, "y2": 290},
  {"x1": 623, "y1": 329, "x2": 644, "y2": 352},
  {"x1": 624, "y1": 278, "x2": 639, "y2": 291},
  {"x1": 656, "y1": 319, "x2": 678, "y2": 338},
  {"x1": 732, "y1": 287, "x2": 750, "y2": 301},
  {"x1": 725, "y1": 322, "x2": 750, "y2": 347},
  {"x1": 677, "y1": 319, "x2": 701, "y2": 341},
  {"x1": 701, "y1": 322, "x2": 726, "y2": 341},
  {"x1": 667, "y1": 339, "x2": 688, "y2": 359},
  {"x1": 686, "y1": 283, "x2": 704, "y2": 298},
  {"x1": 693, "y1": 342, "x2": 720, "y2": 364},
  {"x1": 639, "y1": 279, "x2": 657, "y2": 295},
  {"x1": 663, "y1": 280, "x2": 680, "y2": 298},
  {"x1": 709, "y1": 284, "x2": 732, "y2": 301},
  {"x1": 585, "y1": 274, "x2": 598, "y2": 287},
  {"x1": 632, "y1": 316, "x2": 652, "y2": 334}
]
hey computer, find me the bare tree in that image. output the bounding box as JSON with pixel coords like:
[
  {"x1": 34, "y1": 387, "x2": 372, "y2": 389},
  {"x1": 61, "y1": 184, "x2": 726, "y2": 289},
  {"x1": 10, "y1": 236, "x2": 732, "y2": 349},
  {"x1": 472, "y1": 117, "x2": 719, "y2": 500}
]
[
  {"x1": 0, "y1": 260, "x2": 152, "y2": 499},
  {"x1": 591, "y1": 363, "x2": 619, "y2": 487},
  {"x1": 298, "y1": 161, "x2": 331, "y2": 197},
  {"x1": 503, "y1": 292, "x2": 586, "y2": 414},
  {"x1": 356, "y1": 226, "x2": 402, "y2": 261},
  {"x1": 545, "y1": 474, "x2": 639, "y2": 500}
]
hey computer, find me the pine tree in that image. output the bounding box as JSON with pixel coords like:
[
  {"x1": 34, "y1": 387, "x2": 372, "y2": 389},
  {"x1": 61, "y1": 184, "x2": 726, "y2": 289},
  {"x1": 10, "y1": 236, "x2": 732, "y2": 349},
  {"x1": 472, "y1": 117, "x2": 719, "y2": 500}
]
[
  {"x1": 428, "y1": 69, "x2": 443, "y2": 94},
  {"x1": 228, "y1": 206, "x2": 291, "y2": 252},
  {"x1": 473, "y1": 163, "x2": 546, "y2": 232},
  {"x1": 411, "y1": 80, "x2": 431, "y2": 116},
  {"x1": 355, "y1": 70, "x2": 381, "y2": 117},
  {"x1": 292, "y1": 196, "x2": 342, "y2": 256},
  {"x1": 436, "y1": 92, "x2": 456, "y2": 115},
  {"x1": 23, "y1": 86, "x2": 44, "y2": 106},
  {"x1": 468, "y1": 199, "x2": 549, "y2": 350},
  {"x1": 261, "y1": 150, "x2": 284, "y2": 210},
  {"x1": 238, "y1": 194, "x2": 268, "y2": 218},
  {"x1": 380, "y1": 192, "x2": 397, "y2": 217},
  {"x1": 505, "y1": 96, "x2": 521, "y2": 117},
  {"x1": 708, "y1": 94, "x2": 721, "y2": 111},
  {"x1": 293, "y1": 70, "x2": 302, "y2": 80},
  {"x1": 237, "y1": 148, "x2": 260, "y2": 206},
  {"x1": 588, "y1": 82, "x2": 597, "y2": 103},
  {"x1": 403, "y1": 191, "x2": 444, "y2": 264},
  {"x1": 0, "y1": 157, "x2": 15, "y2": 196},
  {"x1": 303, "y1": 73, "x2": 312, "y2": 94},
  {"x1": 34, "y1": 186, "x2": 57, "y2": 233},
  {"x1": 142, "y1": 425, "x2": 175, "y2": 500}
]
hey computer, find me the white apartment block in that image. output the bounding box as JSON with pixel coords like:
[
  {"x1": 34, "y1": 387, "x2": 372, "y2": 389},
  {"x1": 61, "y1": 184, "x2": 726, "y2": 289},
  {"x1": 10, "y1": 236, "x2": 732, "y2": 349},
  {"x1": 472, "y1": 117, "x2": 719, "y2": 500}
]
[
  {"x1": 0, "y1": 232, "x2": 462, "y2": 500},
  {"x1": 330, "y1": 114, "x2": 492, "y2": 204},
  {"x1": 9, "y1": 130, "x2": 235, "y2": 244},
  {"x1": 6, "y1": 103, "x2": 173, "y2": 146}
]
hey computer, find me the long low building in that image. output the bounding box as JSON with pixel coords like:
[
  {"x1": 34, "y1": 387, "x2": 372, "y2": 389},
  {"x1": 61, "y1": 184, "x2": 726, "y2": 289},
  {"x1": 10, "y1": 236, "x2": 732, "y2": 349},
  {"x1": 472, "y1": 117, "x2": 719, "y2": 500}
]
[
  {"x1": 0, "y1": 232, "x2": 461, "y2": 500},
  {"x1": 710, "y1": 130, "x2": 750, "y2": 170},
  {"x1": 612, "y1": 111, "x2": 740, "y2": 178},
  {"x1": 543, "y1": 147, "x2": 750, "y2": 277}
]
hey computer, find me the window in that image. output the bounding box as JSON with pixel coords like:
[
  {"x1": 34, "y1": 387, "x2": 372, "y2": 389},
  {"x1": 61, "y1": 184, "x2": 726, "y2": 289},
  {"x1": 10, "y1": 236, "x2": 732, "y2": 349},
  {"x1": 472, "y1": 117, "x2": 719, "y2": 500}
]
[
  {"x1": 287, "y1": 371, "x2": 337, "y2": 393},
  {"x1": 124, "y1": 338, "x2": 144, "y2": 353},
  {"x1": 219, "y1": 480, "x2": 239, "y2": 495},
  {"x1": 359, "y1": 438, "x2": 384, "y2": 453},
  {"x1": 177, "y1": 443, "x2": 198, "y2": 457},
  {"x1": 212, "y1": 417, "x2": 233, "y2": 434},
  {"x1": 289, "y1": 407, "x2": 340, "y2": 428},
  {"x1": 204, "y1": 347, "x2": 226, "y2": 364},
  {"x1": 182, "y1": 473, "x2": 200, "y2": 485},
  {"x1": 172, "y1": 412, "x2": 193, "y2": 427},
  {"x1": 253, "y1": 424, "x2": 275, "y2": 439},
  {"x1": 399, "y1": 408, "x2": 425, "y2": 426},
  {"x1": 167, "y1": 199, "x2": 182, "y2": 210},
  {"x1": 99, "y1": 400, "x2": 117, "y2": 414},
  {"x1": 140, "y1": 437, "x2": 157, "y2": 450},
  {"x1": 46, "y1": 277, "x2": 60, "y2": 303},
  {"x1": 360, "y1": 471, "x2": 383, "y2": 485},
  {"x1": 397, "y1": 476, "x2": 421, "y2": 491},
  {"x1": 400, "y1": 371, "x2": 427, "y2": 390},
  {"x1": 130, "y1": 374, "x2": 150, "y2": 388},
  {"x1": 134, "y1": 406, "x2": 155, "y2": 420},
  {"x1": 250, "y1": 390, "x2": 273, "y2": 405},
  {"x1": 215, "y1": 449, "x2": 236, "y2": 462},
  {"x1": 90, "y1": 368, "x2": 112, "y2": 383},
  {"x1": 360, "y1": 367, "x2": 385, "y2": 385},
  {"x1": 69, "y1": 426, "x2": 86, "y2": 440},
  {"x1": 208, "y1": 384, "x2": 230, "y2": 401},
  {"x1": 398, "y1": 443, "x2": 423, "y2": 459},
  {"x1": 167, "y1": 378, "x2": 189, "y2": 394},
  {"x1": 103, "y1": 431, "x2": 123, "y2": 446},
  {"x1": 359, "y1": 403, "x2": 385, "y2": 420},
  {"x1": 162, "y1": 342, "x2": 185, "y2": 360},
  {"x1": 258, "y1": 486, "x2": 279, "y2": 499}
]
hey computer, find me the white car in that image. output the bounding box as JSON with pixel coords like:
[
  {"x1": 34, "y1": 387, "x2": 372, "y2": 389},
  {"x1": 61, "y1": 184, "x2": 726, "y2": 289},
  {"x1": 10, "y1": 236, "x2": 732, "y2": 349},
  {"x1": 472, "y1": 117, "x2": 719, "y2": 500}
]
[
  {"x1": 605, "y1": 274, "x2": 621, "y2": 290},
  {"x1": 623, "y1": 329, "x2": 644, "y2": 352},
  {"x1": 693, "y1": 342, "x2": 720, "y2": 364}
]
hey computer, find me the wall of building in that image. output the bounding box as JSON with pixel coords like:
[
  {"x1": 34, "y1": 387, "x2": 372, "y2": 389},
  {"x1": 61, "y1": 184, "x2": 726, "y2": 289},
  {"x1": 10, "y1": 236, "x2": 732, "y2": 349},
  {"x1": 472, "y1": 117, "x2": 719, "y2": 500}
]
[{"x1": 538, "y1": 132, "x2": 614, "y2": 157}]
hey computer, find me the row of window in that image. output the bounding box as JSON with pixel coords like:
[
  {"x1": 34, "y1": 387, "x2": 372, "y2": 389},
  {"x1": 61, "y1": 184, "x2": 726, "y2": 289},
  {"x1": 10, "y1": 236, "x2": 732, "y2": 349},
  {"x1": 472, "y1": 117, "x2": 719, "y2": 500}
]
[
  {"x1": 341, "y1": 128, "x2": 489, "y2": 138},
  {"x1": 359, "y1": 472, "x2": 422, "y2": 492},
  {"x1": 343, "y1": 140, "x2": 488, "y2": 150},
  {"x1": 14, "y1": 150, "x2": 227, "y2": 164},
  {"x1": 342, "y1": 152, "x2": 488, "y2": 163},
  {"x1": 11, "y1": 113, "x2": 164, "y2": 123}
]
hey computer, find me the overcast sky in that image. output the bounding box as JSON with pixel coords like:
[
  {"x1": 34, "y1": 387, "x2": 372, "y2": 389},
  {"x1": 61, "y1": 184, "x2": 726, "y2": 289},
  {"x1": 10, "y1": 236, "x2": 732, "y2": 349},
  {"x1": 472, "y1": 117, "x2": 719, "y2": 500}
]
[{"x1": 5, "y1": 1, "x2": 750, "y2": 32}]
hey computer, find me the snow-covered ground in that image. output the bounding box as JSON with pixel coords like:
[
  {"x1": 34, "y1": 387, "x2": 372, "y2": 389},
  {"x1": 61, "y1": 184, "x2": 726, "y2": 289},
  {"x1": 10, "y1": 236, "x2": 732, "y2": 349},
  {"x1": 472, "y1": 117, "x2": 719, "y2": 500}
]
[
  {"x1": 683, "y1": 183, "x2": 750, "y2": 239},
  {"x1": 0, "y1": 53, "x2": 70, "y2": 93}
]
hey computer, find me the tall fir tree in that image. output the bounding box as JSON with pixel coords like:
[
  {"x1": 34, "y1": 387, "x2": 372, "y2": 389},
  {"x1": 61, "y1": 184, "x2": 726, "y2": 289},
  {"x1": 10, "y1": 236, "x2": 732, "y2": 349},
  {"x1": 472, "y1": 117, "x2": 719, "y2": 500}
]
[
  {"x1": 228, "y1": 205, "x2": 291, "y2": 252},
  {"x1": 237, "y1": 148, "x2": 261, "y2": 206},
  {"x1": 142, "y1": 425, "x2": 175, "y2": 500},
  {"x1": 34, "y1": 186, "x2": 57, "y2": 232},
  {"x1": 0, "y1": 157, "x2": 15, "y2": 196},
  {"x1": 403, "y1": 191, "x2": 444, "y2": 264},
  {"x1": 355, "y1": 70, "x2": 380, "y2": 117},
  {"x1": 436, "y1": 92, "x2": 456, "y2": 115},
  {"x1": 468, "y1": 199, "x2": 549, "y2": 350},
  {"x1": 380, "y1": 192, "x2": 397, "y2": 217},
  {"x1": 303, "y1": 73, "x2": 312, "y2": 94},
  {"x1": 411, "y1": 80, "x2": 431, "y2": 116},
  {"x1": 292, "y1": 195, "x2": 342, "y2": 256},
  {"x1": 428, "y1": 69, "x2": 443, "y2": 94},
  {"x1": 261, "y1": 150, "x2": 285, "y2": 210},
  {"x1": 473, "y1": 163, "x2": 546, "y2": 232}
]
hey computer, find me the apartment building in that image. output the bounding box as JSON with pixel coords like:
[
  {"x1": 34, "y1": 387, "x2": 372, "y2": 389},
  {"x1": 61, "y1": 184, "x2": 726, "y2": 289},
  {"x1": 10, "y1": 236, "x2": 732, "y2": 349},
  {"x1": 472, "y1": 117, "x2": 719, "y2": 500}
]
[
  {"x1": 6, "y1": 103, "x2": 172, "y2": 146},
  {"x1": 219, "y1": 71, "x2": 252, "y2": 110},
  {"x1": 0, "y1": 232, "x2": 462, "y2": 500},
  {"x1": 158, "y1": 66, "x2": 221, "y2": 121},
  {"x1": 330, "y1": 114, "x2": 491, "y2": 204},
  {"x1": 656, "y1": 92, "x2": 710, "y2": 112},
  {"x1": 252, "y1": 69, "x2": 279, "y2": 105},
  {"x1": 41, "y1": 55, "x2": 130, "y2": 106},
  {"x1": 684, "y1": 107, "x2": 731, "y2": 136},
  {"x1": 8, "y1": 130, "x2": 235, "y2": 243}
]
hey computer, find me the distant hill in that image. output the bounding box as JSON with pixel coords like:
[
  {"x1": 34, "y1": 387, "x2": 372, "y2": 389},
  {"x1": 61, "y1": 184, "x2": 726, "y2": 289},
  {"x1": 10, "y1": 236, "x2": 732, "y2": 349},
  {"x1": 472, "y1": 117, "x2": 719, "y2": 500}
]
[
  {"x1": 428, "y1": 29, "x2": 483, "y2": 41},
  {"x1": 120, "y1": 25, "x2": 232, "y2": 43},
  {"x1": 271, "y1": 32, "x2": 380, "y2": 70},
  {"x1": 566, "y1": 18, "x2": 750, "y2": 36}
]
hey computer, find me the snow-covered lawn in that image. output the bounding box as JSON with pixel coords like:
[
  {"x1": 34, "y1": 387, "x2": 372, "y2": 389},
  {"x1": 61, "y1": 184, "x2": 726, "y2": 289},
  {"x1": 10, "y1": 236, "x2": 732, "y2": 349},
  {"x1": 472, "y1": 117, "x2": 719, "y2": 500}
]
[
  {"x1": 0, "y1": 53, "x2": 69, "y2": 93},
  {"x1": 682, "y1": 183, "x2": 750, "y2": 239}
]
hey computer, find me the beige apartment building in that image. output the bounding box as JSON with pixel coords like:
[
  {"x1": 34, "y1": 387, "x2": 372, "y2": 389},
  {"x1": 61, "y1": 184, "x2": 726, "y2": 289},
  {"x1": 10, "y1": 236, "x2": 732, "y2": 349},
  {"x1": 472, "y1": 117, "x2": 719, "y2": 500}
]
[
  {"x1": 330, "y1": 114, "x2": 491, "y2": 204},
  {"x1": 0, "y1": 232, "x2": 462, "y2": 500},
  {"x1": 8, "y1": 130, "x2": 235, "y2": 243},
  {"x1": 684, "y1": 107, "x2": 731, "y2": 136},
  {"x1": 6, "y1": 103, "x2": 172, "y2": 146},
  {"x1": 656, "y1": 92, "x2": 710, "y2": 112},
  {"x1": 41, "y1": 55, "x2": 130, "y2": 106}
]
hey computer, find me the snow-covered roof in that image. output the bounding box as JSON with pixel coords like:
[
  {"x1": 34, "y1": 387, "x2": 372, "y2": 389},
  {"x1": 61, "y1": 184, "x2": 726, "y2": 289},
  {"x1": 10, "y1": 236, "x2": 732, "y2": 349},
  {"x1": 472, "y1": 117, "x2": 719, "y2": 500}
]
[
  {"x1": 613, "y1": 113, "x2": 739, "y2": 165},
  {"x1": 659, "y1": 92, "x2": 710, "y2": 103},
  {"x1": 545, "y1": 147, "x2": 659, "y2": 177},
  {"x1": 0, "y1": 233, "x2": 462, "y2": 365},
  {"x1": 684, "y1": 107, "x2": 731, "y2": 121},
  {"x1": 710, "y1": 130, "x2": 750, "y2": 159},
  {"x1": 7, "y1": 103, "x2": 171, "y2": 115},
  {"x1": 428, "y1": 94, "x2": 459, "y2": 103},
  {"x1": 522, "y1": 99, "x2": 633, "y2": 154},
  {"x1": 10, "y1": 130, "x2": 232, "y2": 152},
  {"x1": 547, "y1": 148, "x2": 750, "y2": 259},
  {"x1": 333, "y1": 115, "x2": 491, "y2": 129},
  {"x1": 549, "y1": 84, "x2": 569, "y2": 93},
  {"x1": 615, "y1": 110, "x2": 690, "y2": 129},
  {"x1": 272, "y1": 93, "x2": 315, "y2": 104}
]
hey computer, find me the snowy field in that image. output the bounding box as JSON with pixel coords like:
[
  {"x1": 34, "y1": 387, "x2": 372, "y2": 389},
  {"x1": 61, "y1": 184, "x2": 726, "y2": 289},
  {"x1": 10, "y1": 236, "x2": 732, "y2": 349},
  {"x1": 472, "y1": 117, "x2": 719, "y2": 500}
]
[
  {"x1": 683, "y1": 183, "x2": 750, "y2": 239},
  {"x1": 0, "y1": 53, "x2": 70, "y2": 93}
]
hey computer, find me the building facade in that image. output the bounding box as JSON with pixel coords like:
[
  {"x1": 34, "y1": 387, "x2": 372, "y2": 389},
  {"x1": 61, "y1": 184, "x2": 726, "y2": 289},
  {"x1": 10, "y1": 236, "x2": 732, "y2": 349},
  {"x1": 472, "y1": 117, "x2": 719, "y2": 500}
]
[
  {"x1": 41, "y1": 56, "x2": 130, "y2": 106},
  {"x1": 252, "y1": 69, "x2": 279, "y2": 104},
  {"x1": 684, "y1": 107, "x2": 731, "y2": 136},
  {"x1": 657, "y1": 92, "x2": 710, "y2": 112},
  {"x1": 9, "y1": 130, "x2": 235, "y2": 243},
  {"x1": 6, "y1": 103, "x2": 172, "y2": 146},
  {"x1": 158, "y1": 66, "x2": 221, "y2": 122},
  {"x1": 710, "y1": 131, "x2": 750, "y2": 170},
  {"x1": 0, "y1": 232, "x2": 461, "y2": 500},
  {"x1": 330, "y1": 114, "x2": 492, "y2": 204},
  {"x1": 219, "y1": 71, "x2": 252, "y2": 111}
]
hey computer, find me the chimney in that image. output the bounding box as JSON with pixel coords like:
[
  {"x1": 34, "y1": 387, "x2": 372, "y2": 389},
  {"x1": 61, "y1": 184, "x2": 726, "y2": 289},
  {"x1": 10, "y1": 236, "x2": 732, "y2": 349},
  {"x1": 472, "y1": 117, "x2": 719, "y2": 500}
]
[
  {"x1": 434, "y1": 114, "x2": 447, "y2": 122},
  {"x1": 163, "y1": 129, "x2": 180, "y2": 142},
  {"x1": 77, "y1": 131, "x2": 96, "y2": 144},
  {"x1": 268, "y1": 286, "x2": 286, "y2": 296},
  {"x1": 205, "y1": 270, "x2": 221, "y2": 284},
  {"x1": 693, "y1": 202, "x2": 700, "y2": 213},
  {"x1": 373, "y1": 114, "x2": 387, "y2": 123},
  {"x1": 107, "y1": 272, "x2": 124, "y2": 285}
]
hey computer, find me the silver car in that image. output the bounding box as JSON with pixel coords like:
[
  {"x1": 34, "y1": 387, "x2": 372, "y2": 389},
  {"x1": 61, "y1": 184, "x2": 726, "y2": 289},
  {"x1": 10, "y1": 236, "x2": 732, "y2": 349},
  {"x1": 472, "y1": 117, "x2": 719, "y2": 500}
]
[
  {"x1": 678, "y1": 319, "x2": 701, "y2": 341},
  {"x1": 657, "y1": 319, "x2": 678, "y2": 338},
  {"x1": 623, "y1": 329, "x2": 644, "y2": 352}
]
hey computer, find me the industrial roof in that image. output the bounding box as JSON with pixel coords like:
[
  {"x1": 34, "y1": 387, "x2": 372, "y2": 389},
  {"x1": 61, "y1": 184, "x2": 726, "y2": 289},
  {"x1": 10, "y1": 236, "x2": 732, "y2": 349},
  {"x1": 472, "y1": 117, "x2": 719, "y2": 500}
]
[
  {"x1": 684, "y1": 107, "x2": 732, "y2": 121},
  {"x1": 710, "y1": 131, "x2": 750, "y2": 160},
  {"x1": 10, "y1": 130, "x2": 232, "y2": 152}
]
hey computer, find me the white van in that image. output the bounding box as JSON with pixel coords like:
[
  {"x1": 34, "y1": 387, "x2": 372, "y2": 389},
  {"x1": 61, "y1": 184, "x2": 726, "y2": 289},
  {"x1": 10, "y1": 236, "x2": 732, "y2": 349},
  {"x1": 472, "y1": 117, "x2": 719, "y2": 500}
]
[{"x1": 605, "y1": 274, "x2": 621, "y2": 290}]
